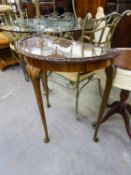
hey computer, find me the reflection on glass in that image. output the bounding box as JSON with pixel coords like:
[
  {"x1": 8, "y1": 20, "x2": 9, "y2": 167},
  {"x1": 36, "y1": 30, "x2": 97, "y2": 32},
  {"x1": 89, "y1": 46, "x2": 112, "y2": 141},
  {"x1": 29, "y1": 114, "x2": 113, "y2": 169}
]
[
  {"x1": 0, "y1": 15, "x2": 81, "y2": 33},
  {"x1": 57, "y1": 43, "x2": 73, "y2": 58},
  {"x1": 20, "y1": 35, "x2": 108, "y2": 60}
]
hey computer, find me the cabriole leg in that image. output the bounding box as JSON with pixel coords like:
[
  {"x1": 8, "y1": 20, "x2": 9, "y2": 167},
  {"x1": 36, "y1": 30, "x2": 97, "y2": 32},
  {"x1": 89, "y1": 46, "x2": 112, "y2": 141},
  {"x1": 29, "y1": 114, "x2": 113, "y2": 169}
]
[{"x1": 26, "y1": 65, "x2": 49, "y2": 143}]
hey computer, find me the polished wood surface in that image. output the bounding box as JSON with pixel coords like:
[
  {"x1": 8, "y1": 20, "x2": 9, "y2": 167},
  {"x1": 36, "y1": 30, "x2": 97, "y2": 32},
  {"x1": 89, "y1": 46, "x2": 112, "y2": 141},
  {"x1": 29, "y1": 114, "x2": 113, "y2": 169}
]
[
  {"x1": 0, "y1": 48, "x2": 18, "y2": 70},
  {"x1": 20, "y1": 2, "x2": 35, "y2": 18},
  {"x1": 20, "y1": 0, "x2": 72, "y2": 18},
  {"x1": 0, "y1": 32, "x2": 18, "y2": 70},
  {"x1": 17, "y1": 35, "x2": 119, "y2": 142},
  {"x1": 111, "y1": 0, "x2": 131, "y2": 47},
  {"x1": 115, "y1": 50, "x2": 131, "y2": 70},
  {"x1": 112, "y1": 15, "x2": 131, "y2": 47},
  {"x1": 75, "y1": 0, "x2": 107, "y2": 17},
  {"x1": 55, "y1": 0, "x2": 72, "y2": 14},
  {"x1": 20, "y1": 0, "x2": 107, "y2": 18}
]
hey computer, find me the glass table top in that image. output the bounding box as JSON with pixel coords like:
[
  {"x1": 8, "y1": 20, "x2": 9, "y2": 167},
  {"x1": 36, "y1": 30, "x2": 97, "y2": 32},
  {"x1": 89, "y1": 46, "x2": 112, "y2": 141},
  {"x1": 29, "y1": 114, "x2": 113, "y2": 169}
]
[
  {"x1": 0, "y1": 17, "x2": 81, "y2": 33},
  {"x1": 17, "y1": 35, "x2": 115, "y2": 63}
]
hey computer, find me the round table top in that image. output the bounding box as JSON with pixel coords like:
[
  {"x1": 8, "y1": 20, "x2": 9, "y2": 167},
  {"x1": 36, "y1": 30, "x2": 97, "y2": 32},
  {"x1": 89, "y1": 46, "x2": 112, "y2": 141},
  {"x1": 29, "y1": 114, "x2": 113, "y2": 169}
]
[
  {"x1": 0, "y1": 17, "x2": 81, "y2": 33},
  {"x1": 17, "y1": 34, "x2": 118, "y2": 72}
]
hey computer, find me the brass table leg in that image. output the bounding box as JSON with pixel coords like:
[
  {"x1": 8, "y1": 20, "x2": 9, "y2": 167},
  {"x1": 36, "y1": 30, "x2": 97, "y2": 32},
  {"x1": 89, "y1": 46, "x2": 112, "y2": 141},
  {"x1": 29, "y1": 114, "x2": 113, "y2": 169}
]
[
  {"x1": 26, "y1": 65, "x2": 49, "y2": 143},
  {"x1": 93, "y1": 65, "x2": 115, "y2": 142}
]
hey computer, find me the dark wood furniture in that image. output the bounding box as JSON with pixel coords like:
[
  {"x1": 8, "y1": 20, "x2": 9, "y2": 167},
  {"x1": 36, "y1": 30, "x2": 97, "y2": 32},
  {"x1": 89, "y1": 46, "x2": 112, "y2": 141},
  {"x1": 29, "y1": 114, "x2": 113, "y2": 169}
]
[
  {"x1": 0, "y1": 47, "x2": 17, "y2": 70},
  {"x1": 20, "y1": 0, "x2": 108, "y2": 18},
  {"x1": 100, "y1": 50, "x2": 131, "y2": 138},
  {"x1": 17, "y1": 35, "x2": 119, "y2": 143},
  {"x1": 74, "y1": 0, "x2": 107, "y2": 17},
  {"x1": 0, "y1": 5, "x2": 18, "y2": 70},
  {"x1": 55, "y1": 0, "x2": 72, "y2": 14},
  {"x1": 20, "y1": 0, "x2": 72, "y2": 18},
  {"x1": 111, "y1": 0, "x2": 131, "y2": 47},
  {"x1": 106, "y1": 0, "x2": 117, "y2": 14},
  {"x1": 72, "y1": 0, "x2": 131, "y2": 47},
  {"x1": 20, "y1": 2, "x2": 36, "y2": 18}
]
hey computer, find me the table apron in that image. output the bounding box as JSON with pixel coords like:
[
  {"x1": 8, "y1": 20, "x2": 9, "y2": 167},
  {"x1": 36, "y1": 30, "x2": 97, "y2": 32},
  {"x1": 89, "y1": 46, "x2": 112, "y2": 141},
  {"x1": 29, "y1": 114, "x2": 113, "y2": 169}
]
[{"x1": 25, "y1": 56, "x2": 113, "y2": 73}]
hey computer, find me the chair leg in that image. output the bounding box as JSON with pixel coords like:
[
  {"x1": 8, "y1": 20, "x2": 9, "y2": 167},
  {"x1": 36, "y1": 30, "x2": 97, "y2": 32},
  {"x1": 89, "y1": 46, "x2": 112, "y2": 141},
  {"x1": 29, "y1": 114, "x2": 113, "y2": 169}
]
[
  {"x1": 42, "y1": 71, "x2": 51, "y2": 108},
  {"x1": 19, "y1": 56, "x2": 29, "y2": 81},
  {"x1": 11, "y1": 49, "x2": 29, "y2": 81},
  {"x1": 98, "y1": 78, "x2": 103, "y2": 97}
]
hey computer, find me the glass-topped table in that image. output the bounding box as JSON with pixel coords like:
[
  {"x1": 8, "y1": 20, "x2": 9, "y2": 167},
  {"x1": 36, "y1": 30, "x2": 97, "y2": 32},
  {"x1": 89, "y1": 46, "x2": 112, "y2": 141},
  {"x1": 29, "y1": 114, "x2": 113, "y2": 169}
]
[
  {"x1": 0, "y1": 17, "x2": 81, "y2": 33},
  {"x1": 0, "y1": 15, "x2": 82, "y2": 77},
  {"x1": 19, "y1": 34, "x2": 111, "y2": 61},
  {"x1": 17, "y1": 34, "x2": 119, "y2": 143}
]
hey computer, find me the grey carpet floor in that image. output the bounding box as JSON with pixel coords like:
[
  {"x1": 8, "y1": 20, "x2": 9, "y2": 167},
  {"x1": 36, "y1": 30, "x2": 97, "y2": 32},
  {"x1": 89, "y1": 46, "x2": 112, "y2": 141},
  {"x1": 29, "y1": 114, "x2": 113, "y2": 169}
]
[{"x1": 0, "y1": 66, "x2": 131, "y2": 175}]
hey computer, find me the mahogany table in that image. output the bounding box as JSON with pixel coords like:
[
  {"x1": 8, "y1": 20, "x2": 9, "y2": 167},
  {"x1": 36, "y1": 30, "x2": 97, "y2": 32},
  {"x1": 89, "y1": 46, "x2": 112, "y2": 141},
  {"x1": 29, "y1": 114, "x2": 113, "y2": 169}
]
[{"x1": 17, "y1": 34, "x2": 119, "y2": 143}]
